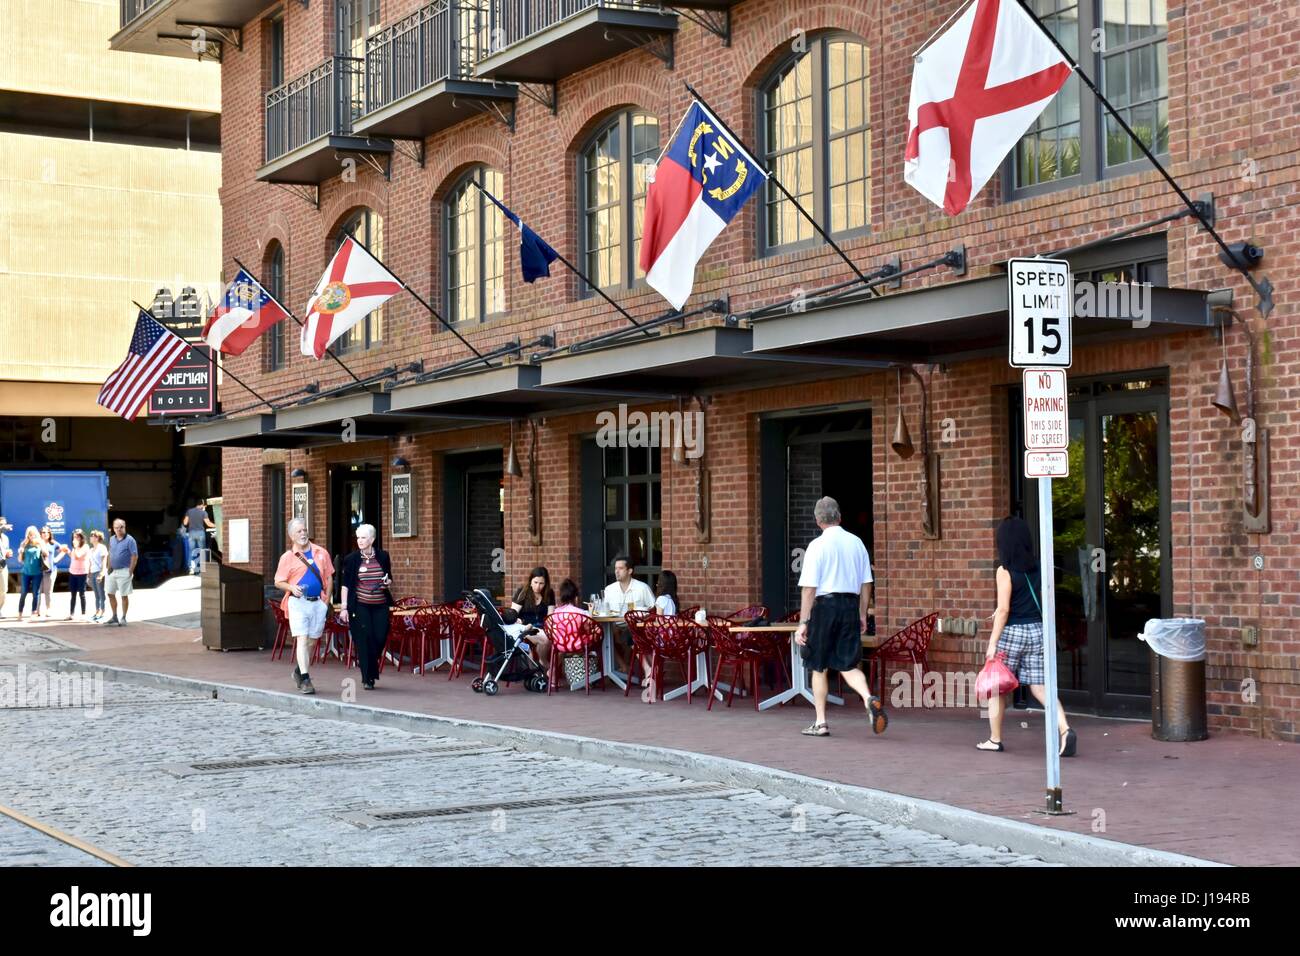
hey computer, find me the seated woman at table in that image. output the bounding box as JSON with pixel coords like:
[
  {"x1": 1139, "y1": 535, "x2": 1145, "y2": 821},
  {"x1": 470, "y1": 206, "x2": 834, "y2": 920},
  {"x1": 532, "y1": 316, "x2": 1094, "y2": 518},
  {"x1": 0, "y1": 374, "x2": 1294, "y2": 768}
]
[
  {"x1": 511, "y1": 566, "x2": 555, "y2": 669},
  {"x1": 654, "y1": 569, "x2": 678, "y2": 616},
  {"x1": 550, "y1": 578, "x2": 590, "y2": 617}
]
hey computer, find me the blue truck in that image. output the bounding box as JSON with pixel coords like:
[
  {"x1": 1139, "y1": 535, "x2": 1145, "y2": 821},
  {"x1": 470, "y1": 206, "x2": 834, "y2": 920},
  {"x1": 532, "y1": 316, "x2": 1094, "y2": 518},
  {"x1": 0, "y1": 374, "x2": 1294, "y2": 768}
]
[{"x1": 1, "y1": 471, "x2": 110, "y2": 574}]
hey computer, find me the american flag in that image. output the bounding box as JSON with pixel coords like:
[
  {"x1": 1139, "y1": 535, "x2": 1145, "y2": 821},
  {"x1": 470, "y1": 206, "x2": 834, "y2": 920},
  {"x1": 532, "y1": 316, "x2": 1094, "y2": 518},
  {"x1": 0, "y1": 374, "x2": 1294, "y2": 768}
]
[{"x1": 97, "y1": 311, "x2": 191, "y2": 420}]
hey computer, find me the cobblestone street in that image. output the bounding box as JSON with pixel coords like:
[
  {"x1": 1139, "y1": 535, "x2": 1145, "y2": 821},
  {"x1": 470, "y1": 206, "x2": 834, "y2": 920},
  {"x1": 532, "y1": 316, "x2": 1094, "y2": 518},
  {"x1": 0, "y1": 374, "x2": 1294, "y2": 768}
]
[{"x1": 0, "y1": 667, "x2": 1048, "y2": 867}]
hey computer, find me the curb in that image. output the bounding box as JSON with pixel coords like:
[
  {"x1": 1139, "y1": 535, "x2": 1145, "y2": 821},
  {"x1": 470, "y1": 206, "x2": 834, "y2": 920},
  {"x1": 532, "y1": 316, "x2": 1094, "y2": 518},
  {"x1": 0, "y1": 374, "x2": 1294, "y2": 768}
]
[{"x1": 52, "y1": 658, "x2": 1224, "y2": 868}]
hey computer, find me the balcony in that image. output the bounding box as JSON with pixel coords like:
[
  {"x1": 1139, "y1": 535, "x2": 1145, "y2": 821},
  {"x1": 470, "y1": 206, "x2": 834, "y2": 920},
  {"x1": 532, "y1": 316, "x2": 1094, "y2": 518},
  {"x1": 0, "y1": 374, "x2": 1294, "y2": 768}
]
[
  {"x1": 112, "y1": 0, "x2": 274, "y2": 59},
  {"x1": 475, "y1": 0, "x2": 677, "y2": 88},
  {"x1": 353, "y1": 1, "x2": 517, "y2": 140},
  {"x1": 258, "y1": 56, "x2": 393, "y2": 186}
]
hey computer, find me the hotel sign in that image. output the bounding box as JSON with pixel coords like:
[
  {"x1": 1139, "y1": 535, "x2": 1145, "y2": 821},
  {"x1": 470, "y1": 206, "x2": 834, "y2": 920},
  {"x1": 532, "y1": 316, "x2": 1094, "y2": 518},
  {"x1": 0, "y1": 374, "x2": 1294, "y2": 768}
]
[{"x1": 149, "y1": 343, "x2": 215, "y2": 415}]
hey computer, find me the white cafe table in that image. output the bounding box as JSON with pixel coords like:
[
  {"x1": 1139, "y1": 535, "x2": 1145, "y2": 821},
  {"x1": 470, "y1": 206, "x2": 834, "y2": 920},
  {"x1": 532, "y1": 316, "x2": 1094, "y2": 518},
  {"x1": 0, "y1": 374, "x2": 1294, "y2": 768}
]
[{"x1": 741, "y1": 623, "x2": 864, "y2": 711}]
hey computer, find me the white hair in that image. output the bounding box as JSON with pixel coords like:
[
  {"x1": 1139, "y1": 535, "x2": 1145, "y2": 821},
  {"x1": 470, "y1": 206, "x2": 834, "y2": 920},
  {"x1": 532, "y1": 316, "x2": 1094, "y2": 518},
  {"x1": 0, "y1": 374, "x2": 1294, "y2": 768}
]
[
  {"x1": 814, "y1": 496, "x2": 841, "y2": 525},
  {"x1": 287, "y1": 517, "x2": 306, "y2": 536},
  {"x1": 355, "y1": 523, "x2": 376, "y2": 540}
]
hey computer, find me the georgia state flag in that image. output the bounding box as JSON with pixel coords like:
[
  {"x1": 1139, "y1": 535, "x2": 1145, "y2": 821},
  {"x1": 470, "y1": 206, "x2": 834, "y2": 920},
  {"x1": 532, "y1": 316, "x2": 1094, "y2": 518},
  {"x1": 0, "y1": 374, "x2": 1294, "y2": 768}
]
[{"x1": 639, "y1": 100, "x2": 768, "y2": 310}]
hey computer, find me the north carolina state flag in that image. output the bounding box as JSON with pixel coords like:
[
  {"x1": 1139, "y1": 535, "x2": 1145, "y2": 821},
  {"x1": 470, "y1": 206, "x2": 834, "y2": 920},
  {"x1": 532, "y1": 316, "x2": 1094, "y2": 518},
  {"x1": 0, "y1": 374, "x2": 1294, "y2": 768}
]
[
  {"x1": 904, "y1": 0, "x2": 1072, "y2": 215},
  {"x1": 301, "y1": 236, "x2": 403, "y2": 359},
  {"x1": 202, "y1": 268, "x2": 290, "y2": 356}
]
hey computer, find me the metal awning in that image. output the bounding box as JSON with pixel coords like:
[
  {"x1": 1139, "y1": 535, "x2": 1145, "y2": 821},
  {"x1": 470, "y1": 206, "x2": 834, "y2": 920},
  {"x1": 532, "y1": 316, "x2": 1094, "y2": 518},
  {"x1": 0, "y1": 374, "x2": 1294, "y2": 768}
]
[
  {"x1": 749, "y1": 275, "x2": 1215, "y2": 365},
  {"x1": 474, "y1": 5, "x2": 677, "y2": 84},
  {"x1": 182, "y1": 413, "x2": 285, "y2": 449},
  {"x1": 111, "y1": 0, "x2": 274, "y2": 59},
  {"x1": 387, "y1": 362, "x2": 668, "y2": 419},
  {"x1": 255, "y1": 134, "x2": 393, "y2": 186},
  {"x1": 536, "y1": 326, "x2": 874, "y2": 395},
  {"x1": 352, "y1": 79, "x2": 517, "y2": 140}
]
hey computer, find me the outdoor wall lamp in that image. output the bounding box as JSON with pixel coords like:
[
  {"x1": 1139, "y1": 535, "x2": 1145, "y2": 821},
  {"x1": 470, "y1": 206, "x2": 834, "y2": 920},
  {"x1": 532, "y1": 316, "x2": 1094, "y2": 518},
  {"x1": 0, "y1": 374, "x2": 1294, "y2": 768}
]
[
  {"x1": 527, "y1": 420, "x2": 541, "y2": 545},
  {"x1": 891, "y1": 365, "x2": 941, "y2": 539},
  {"x1": 504, "y1": 421, "x2": 523, "y2": 478},
  {"x1": 391, "y1": 457, "x2": 409, "y2": 472},
  {"x1": 290, "y1": 468, "x2": 307, "y2": 479},
  {"x1": 1212, "y1": 306, "x2": 1269, "y2": 532}
]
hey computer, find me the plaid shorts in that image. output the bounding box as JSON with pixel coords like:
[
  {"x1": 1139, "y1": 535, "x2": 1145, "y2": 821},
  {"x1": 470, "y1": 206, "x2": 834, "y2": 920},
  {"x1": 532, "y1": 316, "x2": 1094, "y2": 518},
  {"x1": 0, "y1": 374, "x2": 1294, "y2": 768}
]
[{"x1": 997, "y1": 622, "x2": 1045, "y2": 686}]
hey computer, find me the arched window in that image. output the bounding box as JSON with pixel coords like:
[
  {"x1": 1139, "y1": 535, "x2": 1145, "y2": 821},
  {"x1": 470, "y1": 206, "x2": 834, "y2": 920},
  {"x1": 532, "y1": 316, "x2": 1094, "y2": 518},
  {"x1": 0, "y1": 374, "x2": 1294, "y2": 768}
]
[
  {"x1": 580, "y1": 110, "x2": 659, "y2": 291},
  {"x1": 263, "y1": 241, "x2": 286, "y2": 372},
  {"x1": 335, "y1": 208, "x2": 384, "y2": 353},
  {"x1": 444, "y1": 166, "x2": 505, "y2": 324},
  {"x1": 759, "y1": 33, "x2": 870, "y2": 252}
]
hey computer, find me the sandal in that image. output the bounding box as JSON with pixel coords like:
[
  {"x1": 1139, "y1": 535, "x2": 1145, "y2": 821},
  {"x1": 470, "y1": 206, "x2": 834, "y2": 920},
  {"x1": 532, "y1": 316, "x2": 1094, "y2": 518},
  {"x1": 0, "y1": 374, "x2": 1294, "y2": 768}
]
[
  {"x1": 867, "y1": 696, "x2": 888, "y2": 735},
  {"x1": 1060, "y1": 727, "x2": 1077, "y2": 757},
  {"x1": 801, "y1": 722, "x2": 831, "y2": 737},
  {"x1": 976, "y1": 738, "x2": 1005, "y2": 752}
]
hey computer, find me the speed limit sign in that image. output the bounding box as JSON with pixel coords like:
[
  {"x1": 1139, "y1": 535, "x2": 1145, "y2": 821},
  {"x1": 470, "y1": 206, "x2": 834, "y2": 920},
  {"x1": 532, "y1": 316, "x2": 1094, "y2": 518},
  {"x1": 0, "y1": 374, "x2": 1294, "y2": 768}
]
[{"x1": 1009, "y1": 258, "x2": 1072, "y2": 368}]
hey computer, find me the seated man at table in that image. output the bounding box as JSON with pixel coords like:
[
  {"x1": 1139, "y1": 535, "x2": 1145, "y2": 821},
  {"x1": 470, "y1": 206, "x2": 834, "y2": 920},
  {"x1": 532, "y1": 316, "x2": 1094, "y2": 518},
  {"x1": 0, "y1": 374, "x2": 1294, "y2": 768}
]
[{"x1": 603, "y1": 554, "x2": 655, "y2": 670}]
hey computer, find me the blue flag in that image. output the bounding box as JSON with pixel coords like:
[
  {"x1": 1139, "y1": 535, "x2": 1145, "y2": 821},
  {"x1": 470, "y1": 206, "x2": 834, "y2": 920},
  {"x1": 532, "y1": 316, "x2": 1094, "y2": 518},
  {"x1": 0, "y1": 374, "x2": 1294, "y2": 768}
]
[{"x1": 478, "y1": 186, "x2": 560, "y2": 283}]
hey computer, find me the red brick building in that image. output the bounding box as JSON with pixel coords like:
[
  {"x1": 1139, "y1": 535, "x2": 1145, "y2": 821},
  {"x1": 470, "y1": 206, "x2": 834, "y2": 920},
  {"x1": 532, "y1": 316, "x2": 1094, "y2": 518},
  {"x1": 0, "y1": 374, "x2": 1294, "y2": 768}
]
[{"x1": 114, "y1": 0, "x2": 1299, "y2": 738}]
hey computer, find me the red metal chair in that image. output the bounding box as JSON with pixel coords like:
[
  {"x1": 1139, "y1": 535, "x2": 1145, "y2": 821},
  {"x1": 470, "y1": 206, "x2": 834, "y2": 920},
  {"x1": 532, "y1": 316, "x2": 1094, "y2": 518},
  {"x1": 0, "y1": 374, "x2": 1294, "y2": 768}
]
[
  {"x1": 780, "y1": 609, "x2": 801, "y2": 623},
  {"x1": 725, "y1": 604, "x2": 770, "y2": 623},
  {"x1": 312, "y1": 609, "x2": 353, "y2": 667},
  {"x1": 380, "y1": 602, "x2": 427, "y2": 674},
  {"x1": 448, "y1": 609, "x2": 490, "y2": 681},
  {"x1": 707, "y1": 618, "x2": 789, "y2": 710},
  {"x1": 544, "y1": 612, "x2": 604, "y2": 695},
  {"x1": 642, "y1": 615, "x2": 708, "y2": 704},
  {"x1": 269, "y1": 599, "x2": 291, "y2": 661},
  {"x1": 867, "y1": 612, "x2": 940, "y2": 705},
  {"x1": 622, "y1": 609, "x2": 656, "y2": 697},
  {"x1": 678, "y1": 606, "x2": 701, "y2": 619}
]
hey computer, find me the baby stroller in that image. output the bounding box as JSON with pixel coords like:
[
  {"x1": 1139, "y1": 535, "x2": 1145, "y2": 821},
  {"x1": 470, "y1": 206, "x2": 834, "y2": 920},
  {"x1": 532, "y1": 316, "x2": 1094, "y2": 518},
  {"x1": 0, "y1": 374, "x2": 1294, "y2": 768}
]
[{"x1": 465, "y1": 588, "x2": 549, "y2": 696}]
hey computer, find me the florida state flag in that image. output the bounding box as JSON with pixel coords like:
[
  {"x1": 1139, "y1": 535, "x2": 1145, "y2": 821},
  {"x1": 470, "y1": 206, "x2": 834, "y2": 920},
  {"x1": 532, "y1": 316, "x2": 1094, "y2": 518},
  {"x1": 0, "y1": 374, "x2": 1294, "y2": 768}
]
[{"x1": 301, "y1": 236, "x2": 403, "y2": 359}]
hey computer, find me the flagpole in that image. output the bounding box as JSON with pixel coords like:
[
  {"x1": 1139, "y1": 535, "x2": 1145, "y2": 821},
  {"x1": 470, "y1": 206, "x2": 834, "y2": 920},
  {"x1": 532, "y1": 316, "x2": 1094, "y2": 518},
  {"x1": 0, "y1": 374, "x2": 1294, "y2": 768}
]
[
  {"x1": 231, "y1": 258, "x2": 364, "y2": 385},
  {"x1": 134, "y1": 300, "x2": 277, "y2": 414},
  {"x1": 684, "y1": 81, "x2": 878, "y2": 297},
  {"x1": 467, "y1": 179, "x2": 654, "y2": 338},
  {"x1": 1014, "y1": 0, "x2": 1273, "y2": 312},
  {"x1": 340, "y1": 235, "x2": 494, "y2": 370}
]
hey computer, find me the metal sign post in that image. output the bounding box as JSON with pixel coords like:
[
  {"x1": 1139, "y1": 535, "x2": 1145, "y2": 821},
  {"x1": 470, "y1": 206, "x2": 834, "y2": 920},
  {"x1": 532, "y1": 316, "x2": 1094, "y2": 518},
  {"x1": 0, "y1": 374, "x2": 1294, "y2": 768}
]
[{"x1": 1011, "y1": 259, "x2": 1072, "y2": 814}]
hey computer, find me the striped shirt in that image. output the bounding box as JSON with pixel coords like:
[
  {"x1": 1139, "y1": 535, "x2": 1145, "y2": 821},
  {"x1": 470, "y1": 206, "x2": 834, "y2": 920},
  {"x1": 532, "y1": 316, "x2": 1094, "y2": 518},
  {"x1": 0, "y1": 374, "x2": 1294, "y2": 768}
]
[{"x1": 355, "y1": 552, "x2": 387, "y2": 605}]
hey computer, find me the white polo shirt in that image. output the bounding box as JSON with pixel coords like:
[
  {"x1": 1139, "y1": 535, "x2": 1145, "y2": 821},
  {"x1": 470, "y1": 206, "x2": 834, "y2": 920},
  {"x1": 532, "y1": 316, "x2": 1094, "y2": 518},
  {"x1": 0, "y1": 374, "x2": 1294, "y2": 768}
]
[
  {"x1": 797, "y1": 524, "x2": 873, "y2": 597},
  {"x1": 603, "y1": 577, "x2": 655, "y2": 614}
]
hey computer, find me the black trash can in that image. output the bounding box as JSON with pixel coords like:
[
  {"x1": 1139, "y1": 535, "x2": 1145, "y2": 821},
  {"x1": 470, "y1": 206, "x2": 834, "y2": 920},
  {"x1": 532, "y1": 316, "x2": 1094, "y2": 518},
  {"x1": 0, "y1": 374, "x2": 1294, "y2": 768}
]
[{"x1": 1143, "y1": 618, "x2": 1209, "y2": 742}]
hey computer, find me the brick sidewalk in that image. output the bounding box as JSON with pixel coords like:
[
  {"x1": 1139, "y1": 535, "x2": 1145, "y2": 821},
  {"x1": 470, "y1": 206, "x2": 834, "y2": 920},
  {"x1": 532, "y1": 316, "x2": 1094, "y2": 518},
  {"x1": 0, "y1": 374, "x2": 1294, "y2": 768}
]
[{"x1": 9, "y1": 617, "x2": 1295, "y2": 866}]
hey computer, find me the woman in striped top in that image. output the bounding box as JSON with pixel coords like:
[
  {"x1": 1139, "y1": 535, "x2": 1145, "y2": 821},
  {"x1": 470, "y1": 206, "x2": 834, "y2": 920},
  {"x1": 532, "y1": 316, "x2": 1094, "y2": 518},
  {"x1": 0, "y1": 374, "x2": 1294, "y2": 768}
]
[{"x1": 339, "y1": 523, "x2": 394, "y2": 691}]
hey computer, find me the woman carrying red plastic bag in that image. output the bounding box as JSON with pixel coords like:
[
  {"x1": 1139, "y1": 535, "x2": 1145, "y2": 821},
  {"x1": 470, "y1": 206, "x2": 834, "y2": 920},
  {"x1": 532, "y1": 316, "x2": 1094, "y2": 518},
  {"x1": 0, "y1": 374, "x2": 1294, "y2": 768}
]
[{"x1": 977, "y1": 517, "x2": 1076, "y2": 757}]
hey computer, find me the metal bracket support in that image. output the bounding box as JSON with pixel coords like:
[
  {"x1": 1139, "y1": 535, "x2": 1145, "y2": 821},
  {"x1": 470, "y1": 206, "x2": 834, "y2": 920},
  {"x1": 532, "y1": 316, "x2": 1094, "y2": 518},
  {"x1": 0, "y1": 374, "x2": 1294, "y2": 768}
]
[
  {"x1": 391, "y1": 139, "x2": 426, "y2": 168},
  {"x1": 273, "y1": 183, "x2": 320, "y2": 210},
  {"x1": 455, "y1": 95, "x2": 517, "y2": 132},
  {"x1": 518, "y1": 83, "x2": 557, "y2": 115},
  {"x1": 606, "y1": 29, "x2": 674, "y2": 69},
  {"x1": 668, "y1": 6, "x2": 730, "y2": 46}
]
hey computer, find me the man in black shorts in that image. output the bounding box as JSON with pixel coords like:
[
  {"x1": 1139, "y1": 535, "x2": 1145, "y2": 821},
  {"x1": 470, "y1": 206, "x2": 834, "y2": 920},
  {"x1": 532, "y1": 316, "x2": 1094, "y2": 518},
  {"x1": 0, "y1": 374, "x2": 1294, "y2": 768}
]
[{"x1": 794, "y1": 496, "x2": 887, "y2": 737}]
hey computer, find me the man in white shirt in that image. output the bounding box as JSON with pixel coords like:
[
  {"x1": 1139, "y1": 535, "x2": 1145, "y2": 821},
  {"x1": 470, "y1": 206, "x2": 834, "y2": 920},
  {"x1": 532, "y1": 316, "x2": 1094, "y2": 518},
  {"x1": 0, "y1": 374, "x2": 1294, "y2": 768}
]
[
  {"x1": 794, "y1": 496, "x2": 887, "y2": 738},
  {"x1": 603, "y1": 555, "x2": 655, "y2": 671},
  {"x1": 602, "y1": 554, "x2": 655, "y2": 614}
]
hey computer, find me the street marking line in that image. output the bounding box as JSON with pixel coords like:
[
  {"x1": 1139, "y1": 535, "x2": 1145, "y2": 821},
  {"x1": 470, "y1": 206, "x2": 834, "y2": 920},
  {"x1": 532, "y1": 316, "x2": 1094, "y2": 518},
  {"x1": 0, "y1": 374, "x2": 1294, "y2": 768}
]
[{"x1": 0, "y1": 803, "x2": 132, "y2": 867}]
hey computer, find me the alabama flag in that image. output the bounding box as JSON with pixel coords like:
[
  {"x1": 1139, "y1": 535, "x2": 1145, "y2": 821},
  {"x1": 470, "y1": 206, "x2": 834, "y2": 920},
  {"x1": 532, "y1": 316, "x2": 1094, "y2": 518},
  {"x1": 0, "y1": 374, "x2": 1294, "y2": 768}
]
[
  {"x1": 301, "y1": 236, "x2": 404, "y2": 359},
  {"x1": 202, "y1": 268, "x2": 290, "y2": 356},
  {"x1": 640, "y1": 100, "x2": 767, "y2": 310},
  {"x1": 904, "y1": 0, "x2": 1072, "y2": 216}
]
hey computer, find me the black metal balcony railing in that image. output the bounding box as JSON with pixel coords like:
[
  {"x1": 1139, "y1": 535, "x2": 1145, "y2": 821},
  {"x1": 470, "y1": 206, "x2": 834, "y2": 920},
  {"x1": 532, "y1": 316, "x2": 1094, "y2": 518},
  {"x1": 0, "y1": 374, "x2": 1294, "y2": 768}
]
[
  {"x1": 488, "y1": 0, "x2": 663, "y2": 51},
  {"x1": 120, "y1": 0, "x2": 165, "y2": 26},
  {"x1": 365, "y1": 1, "x2": 493, "y2": 114},
  {"x1": 264, "y1": 56, "x2": 365, "y2": 164}
]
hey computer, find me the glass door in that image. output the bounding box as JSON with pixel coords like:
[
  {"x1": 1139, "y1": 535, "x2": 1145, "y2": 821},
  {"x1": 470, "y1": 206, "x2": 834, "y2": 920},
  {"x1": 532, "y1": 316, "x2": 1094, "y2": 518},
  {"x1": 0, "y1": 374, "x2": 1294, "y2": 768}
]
[{"x1": 1024, "y1": 375, "x2": 1170, "y2": 716}]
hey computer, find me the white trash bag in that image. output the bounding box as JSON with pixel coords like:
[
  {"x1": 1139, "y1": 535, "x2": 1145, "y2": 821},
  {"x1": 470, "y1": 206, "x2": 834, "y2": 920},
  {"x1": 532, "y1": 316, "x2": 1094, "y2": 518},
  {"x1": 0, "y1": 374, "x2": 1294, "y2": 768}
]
[{"x1": 1139, "y1": 618, "x2": 1206, "y2": 662}]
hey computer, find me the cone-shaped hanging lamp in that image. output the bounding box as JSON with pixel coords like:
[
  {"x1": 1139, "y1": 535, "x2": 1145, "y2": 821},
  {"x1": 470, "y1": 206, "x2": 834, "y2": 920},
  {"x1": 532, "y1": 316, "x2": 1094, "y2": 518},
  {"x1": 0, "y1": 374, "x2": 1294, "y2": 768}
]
[
  {"x1": 1212, "y1": 360, "x2": 1241, "y2": 423},
  {"x1": 505, "y1": 422, "x2": 523, "y2": 477},
  {"x1": 891, "y1": 404, "x2": 914, "y2": 459}
]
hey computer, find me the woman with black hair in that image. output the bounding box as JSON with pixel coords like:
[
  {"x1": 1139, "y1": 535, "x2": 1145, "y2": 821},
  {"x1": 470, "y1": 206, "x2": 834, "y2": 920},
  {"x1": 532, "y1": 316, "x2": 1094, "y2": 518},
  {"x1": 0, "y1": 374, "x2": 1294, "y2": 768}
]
[
  {"x1": 511, "y1": 566, "x2": 555, "y2": 669},
  {"x1": 978, "y1": 516, "x2": 1076, "y2": 756},
  {"x1": 653, "y1": 569, "x2": 678, "y2": 616}
]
